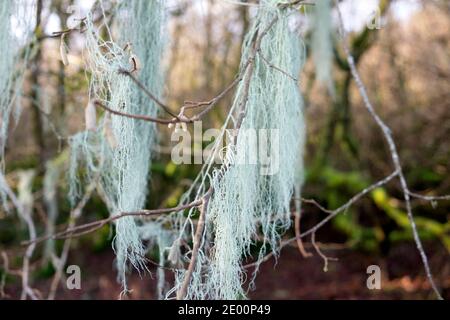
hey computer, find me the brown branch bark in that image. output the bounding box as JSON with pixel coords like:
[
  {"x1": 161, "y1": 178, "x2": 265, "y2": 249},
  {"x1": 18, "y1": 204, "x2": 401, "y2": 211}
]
[
  {"x1": 176, "y1": 189, "x2": 212, "y2": 300},
  {"x1": 23, "y1": 198, "x2": 204, "y2": 247}
]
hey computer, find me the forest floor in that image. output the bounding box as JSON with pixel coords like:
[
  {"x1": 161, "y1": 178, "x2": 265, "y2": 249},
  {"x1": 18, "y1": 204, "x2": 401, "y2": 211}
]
[{"x1": 3, "y1": 241, "x2": 449, "y2": 300}]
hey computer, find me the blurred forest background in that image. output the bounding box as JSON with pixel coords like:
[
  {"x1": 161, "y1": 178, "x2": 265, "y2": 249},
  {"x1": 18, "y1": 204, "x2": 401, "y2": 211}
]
[{"x1": 1, "y1": 0, "x2": 449, "y2": 299}]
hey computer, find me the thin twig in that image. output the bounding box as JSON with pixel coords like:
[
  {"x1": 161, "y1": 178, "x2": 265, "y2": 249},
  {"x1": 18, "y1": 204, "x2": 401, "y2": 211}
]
[
  {"x1": 99, "y1": 18, "x2": 278, "y2": 128},
  {"x1": 94, "y1": 67, "x2": 246, "y2": 126},
  {"x1": 408, "y1": 191, "x2": 450, "y2": 201},
  {"x1": 245, "y1": 171, "x2": 399, "y2": 269},
  {"x1": 188, "y1": 61, "x2": 251, "y2": 121},
  {"x1": 176, "y1": 189, "x2": 212, "y2": 300},
  {"x1": 47, "y1": 179, "x2": 97, "y2": 300},
  {"x1": 294, "y1": 211, "x2": 312, "y2": 258},
  {"x1": 23, "y1": 198, "x2": 203, "y2": 247},
  {"x1": 118, "y1": 69, "x2": 178, "y2": 118},
  {"x1": 119, "y1": 59, "x2": 250, "y2": 124},
  {"x1": 297, "y1": 171, "x2": 398, "y2": 243},
  {"x1": 39, "y1": 18, "x2": 86, "y2": 40},
  {"x1": 21, "y1": 214, "x2": 37, "y2": 300},
  {"x1": 258, "y1": 50, "x2": 298, "y2": 82},
  {"x1": 94, "y1": 100, "x2": 182, "y2": 125},
  {"x1": 300, "y1": 197, "x2": 334, "y2": 214},
  {"x1": 278, "y1": 0, "x2": 315, "y2": 9},
  {"x1": 311, "y1": 232, "x2": 338, "y2": 272}
]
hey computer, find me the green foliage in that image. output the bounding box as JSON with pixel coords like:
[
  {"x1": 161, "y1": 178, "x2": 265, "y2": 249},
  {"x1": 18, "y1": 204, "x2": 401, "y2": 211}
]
[
  {"x1": 89, "y1": 224, "x2": 112, "y2": 252},
  {"x1": 69, "y1": 0, "x2": 167, "y2": 292},
  {"x1": 309, "y1": 166, "x2": 450, "y2": 252},
  {"x1": 35, "y1": 261, "x2": 56, "y2": 279},
  {"x1": 372, "y1": 188, "x2": 450, "y2": 251}
]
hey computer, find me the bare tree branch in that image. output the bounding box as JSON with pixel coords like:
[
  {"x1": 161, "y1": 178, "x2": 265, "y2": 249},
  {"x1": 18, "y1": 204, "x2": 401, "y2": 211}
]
[
  {"x1": 23, "y1": 197, "x2": 204, "y2": 247},
  {"x1": 311, "y1": 232, "x2": 338, "y2": 272},
  {"x1": 334, "y1": 2, "x2": 442, "y2": 299},
  {"x1": 245, "y1": 170, "x2": 399, "y2": 269},
  {"x1": 408, "y1": 191, "x2": 450, "y2": 202},
  {"x1": 294, "y1": 211, "x2": 312, "y2": 258},
  {"x1": 47, "y1": 178, "x2": 97, "y2": 300},
  {"x1": 118, "y1": 69, "x2": 179, "y2": 118},
  {"x1": 176, "y1": 188, "x2": 212, "y2": 300}
]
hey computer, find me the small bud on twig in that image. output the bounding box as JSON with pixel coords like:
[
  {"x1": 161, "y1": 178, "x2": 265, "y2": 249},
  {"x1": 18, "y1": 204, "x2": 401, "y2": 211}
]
[{"x1": 129, "y1": 54, "x2": 141, "y2": 73}]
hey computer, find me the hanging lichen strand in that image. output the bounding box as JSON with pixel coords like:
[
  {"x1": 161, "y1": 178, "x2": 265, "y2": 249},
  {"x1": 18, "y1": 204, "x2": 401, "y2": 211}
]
[
  {"x1": 69, "y1": 1, "x2": 165, "y2": 292},
  {"x1": 0, "y1": 2, "x2": 17, "y2": 160},
  {"x1": 312, "y1": 0, "x2": 334, "y2": 93},
  {"x1": 175, "y1": 1, "x2": 306, "y2": 300},
  {"x1": 116, "y1": 0, "x2": 166, "y2": 292},
  {"x1": 0, "y1": 2, "x2": 15, "y2": 206},
  {"x1": 0, "y1": 1, "x2": 34, "y2": 206},
  {"x1": 0, "y1": 1, "x2": 33, "y2": 156}
]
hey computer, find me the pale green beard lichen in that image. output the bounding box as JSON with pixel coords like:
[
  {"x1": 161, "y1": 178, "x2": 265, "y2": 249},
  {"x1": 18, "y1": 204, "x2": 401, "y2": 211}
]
[
  {"x1": 71, "y1": 1, "x2": 305, "y2": 300},
  {"x1": 0, "y1": 1, "x2": 33, "y2": 156},
  {"x1": 312, "y1": 0, "x2": 334, "y2": 94},
  {"x1": 170, "y1": 0, "x2": 306, "y2": 299},
  {"x1": 138, "y1": 222, "x2": 175, "y2": 300},
  {"x1": 0, "y1": 2, "x2": 15, "y2": 158},
  {"x1": 0, "y1": 1, "x2": 33, "y2": 206},
  {"x1": 69, "y1": 1, "x2": 166, "y2": 293}
]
